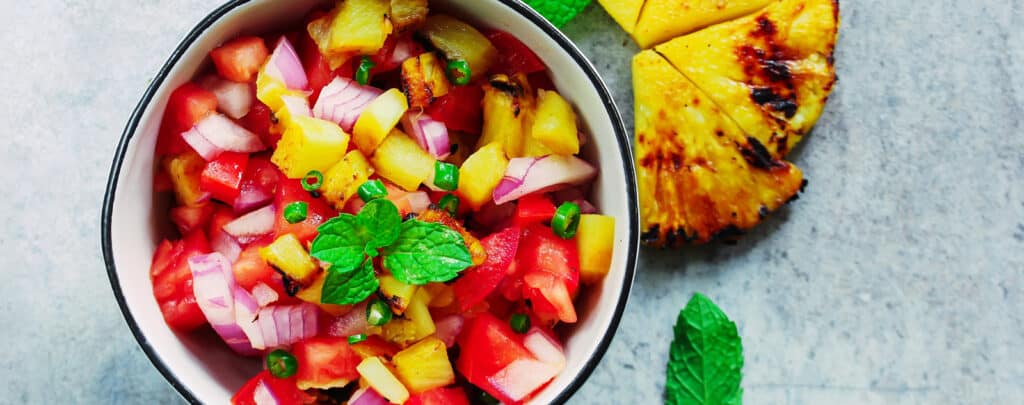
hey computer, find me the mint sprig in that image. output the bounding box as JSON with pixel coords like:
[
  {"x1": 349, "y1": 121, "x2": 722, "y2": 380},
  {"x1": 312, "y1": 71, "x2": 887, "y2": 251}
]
[
  {"x1": 666, "y1": 293, "x2": 744, "y2": 405},
  {"x1": 383, "y1": 221, "x2": 476, "y2": 284},
  {"x1": 523, "y1": 0, "x2": 591, "y2": 28},
  {"x1": 311, "y1": 199, "x2": 473, "y2": 304}
]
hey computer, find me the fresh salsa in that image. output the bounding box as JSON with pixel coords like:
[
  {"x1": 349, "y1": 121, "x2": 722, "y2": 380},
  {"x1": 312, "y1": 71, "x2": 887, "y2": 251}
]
[{"x1": 150, "y1": 0, "x2": 616, "y2": 403}]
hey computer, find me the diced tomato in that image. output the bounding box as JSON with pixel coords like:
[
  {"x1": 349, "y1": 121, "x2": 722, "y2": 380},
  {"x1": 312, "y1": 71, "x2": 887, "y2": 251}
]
[
  {"x1": 232, "y1": 246, "x2": 275, "y2": 290},
  {"x1": 426, "y1": 84, "x2": 484, "y2": 135},
  {"x1": 233, "y1": 156, "x2": 281, "y2": 212},
  {"x1": 156, "y1": 83, "x2": 219, "y2": 155},
  {"x1": 483, "y1": 29, "x2": 546, "y2": 75},
  {"x1": 150, "y1": 231, "x2": 210, "y2": 331},
  {"x1": 231, "y1": 370, "x2": 309, "y2": 405},
  {"x1": 273, "y1": 179, "x2": 337, "y2": 244},
  {"x1": 456, "y1": 313, "x2": 536, "y2": 404},
  {"x1": 201, "y1": 152, "x2": 250, "y2": 203},
  {"x1": 517, "y1": 224, "x2": 580, "y2": 324},
  {"x1": 527, "y1": 71, "x2": 556, "y2": 92},
  {"x1": 513, "y1": 194, "x2": 556, "y2": 226},
  {"x1": 239, "y1": 102, "x2": 278, "y2": 148},
  {"x1": 298, "y1": 30, "x2": 335, "y2": 104},
  {"x1": 170, "y1": 204, "x2": 216, "y2": 235},
  {"x1": 454, "y1": 227, "x2": 522, "y2": 311},
  {"x1": 210, "y1": 36, "x2": 269, "y2": 83},
  {"x1": 407, "y1": 387, "x2": 471, "y2": 405},
  {"x1": 154, "y1": 168, "x2": 174, "y2": 193},
  {"x1": 293, "y1": 336, "x2": 362, "y2": 390},
  {"x1": 369, "y1": 33, "x2": 425, "y2": 74}
]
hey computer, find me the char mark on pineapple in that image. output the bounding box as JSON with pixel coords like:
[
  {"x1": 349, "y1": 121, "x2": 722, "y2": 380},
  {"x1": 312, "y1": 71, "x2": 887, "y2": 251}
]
[
  {"x1": 711, "y1": 225, "x2": 745, "y2": 243},
  {"x1": 751, "y1": 87, "x2": 798, "y2": 118},
  {"x1": 739, "y1": 137, "x2": 785, "y2": 169},
  {"x1": 641, "y1": 224, "x2": 662, "y2": 245}
]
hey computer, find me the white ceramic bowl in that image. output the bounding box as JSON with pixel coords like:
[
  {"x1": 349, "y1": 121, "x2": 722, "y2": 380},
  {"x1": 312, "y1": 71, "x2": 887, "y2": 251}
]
[{"x1": 102, "y1": 0, "x2": 638, "y2": 403}]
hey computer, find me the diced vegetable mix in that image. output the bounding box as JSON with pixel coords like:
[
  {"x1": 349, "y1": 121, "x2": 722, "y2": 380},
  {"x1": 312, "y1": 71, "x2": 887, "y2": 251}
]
[{"x1": 148, "y1": 1, "x2": 616, "y2": 403}]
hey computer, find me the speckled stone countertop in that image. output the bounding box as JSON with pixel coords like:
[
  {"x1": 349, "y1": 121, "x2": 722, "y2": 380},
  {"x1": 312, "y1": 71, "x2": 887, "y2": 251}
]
[{"x1": 1, "y1": 0, "x2": 1021, "y2": 403}]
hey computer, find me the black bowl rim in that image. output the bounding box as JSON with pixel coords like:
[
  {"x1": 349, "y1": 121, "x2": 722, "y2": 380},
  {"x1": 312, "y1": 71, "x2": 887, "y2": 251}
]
[{"x1": 101, "y1": 0, "x2": 639, "y2": 403}]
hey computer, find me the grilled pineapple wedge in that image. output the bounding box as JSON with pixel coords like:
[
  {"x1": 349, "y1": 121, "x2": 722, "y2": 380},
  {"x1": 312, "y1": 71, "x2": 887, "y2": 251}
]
[
  {"x1": 634, "y1": 50, "x2": 804, "y2": 246},
  {"x1": 595, "y1": 0, "x2": 645, "y2": 33},
  {"x1": 633, "y1": 0, "x2": 774, "y2": 48},
  {"x1": 655, "y1": 0, "x2": 839, "y2": 158}
]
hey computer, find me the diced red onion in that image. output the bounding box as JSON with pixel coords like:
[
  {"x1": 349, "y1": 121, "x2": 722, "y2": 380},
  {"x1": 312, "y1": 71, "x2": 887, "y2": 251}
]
[
  {"x1": 252, "y1": 282, "x2": 279, "y2": 307},
  {"x1": 182, "y1": 114, "x2": 265, "y2": 161},
  {"x1": 199, "y1": 75, "x2": 254, "y2": 119},
  {"x1": 472, "y1": 201, "x2": 516, "y2": 229},
  {"x1": 389, "y1": 38, "x2": 419, "y2": 67},
  {"x1": 251, "y1": 303, "x2": 318, "y2": 350},
  {"x1": 524, "y1": 328, "x2": 566, "y2": 367},
  {"x1": 405, "y1": 191, "x2": 432, "y2": 214},
  {"x1": 313, "y1": 77, "x2": 382, "y2": 132},
  {"x1": 232, "y1": 183, "x2": 274, "y2": 214},
  {"x1": 433, "y1": 315, "x2": 464, "y2": 348},
  {"x1": 492, "y1": 155, "x2": 598, "y2": 205},
  {"x1": 401, "y1": 113, "x2": 450, "y2": 159},
  {"x1": 188, "y1": 253, "x2": 258, "y2": 355},
  {"x1": 349, "y1": 387, "x2": 389, "y2": 405},
  {"x1": 324, "y1": 302, "x2": 369, "y2": 338},
  {"x1": 574, "y1": 199, "x2": 598, "y2": 214},
  {"x1": 264, "y1": 37, "x2": 309, "y2": 90},
  {"x1": 210, "y1": 228, "x2": 242, "y2": 263},
  {"x1": 487, "y1": 359, "x2": 561, "y2": 402},
  {"x1": 223, "y1": 205, "x2": 275, "y2": 244},
  {"x1": 253, "y1": 380, "x2": 281, "y2": 405}
]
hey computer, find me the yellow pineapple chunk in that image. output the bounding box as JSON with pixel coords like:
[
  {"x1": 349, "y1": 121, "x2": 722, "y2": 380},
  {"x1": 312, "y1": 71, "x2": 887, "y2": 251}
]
[
  {"x1": 400, "y1": 52, "x2": 451, "y2": 109},
  {"x1": 370, "y1": 130, "x2": 435, "y2": 191},
  {"x1": 406, "y1": 288, "x2": 436, "y2": 339},
  {"x1": 654, "y1": 0, "x2": 839, "y2": 158},
  {"x1": 576, "y1": 215, "x2": 616, "y2": 284},
  {"x1": 390, "y1": 0, "x2": 428, "y2": 32},
  {"x1": 322, "y1": 150, "x2": 375, "y2": 210},
  {"x1": 530, "y1": 89, "x2": 580, "y2": 155},
  {"x1": 356, "y1": 357, "x2": 410, "y2": 404},
  {"x1": 392, "y1": 337, "x2": 455, "y2": 394},
  {"x1": 307, "y1": 0, "x2": 392, "y2": 69},
  {"x1": 259, "y1": 234, "x2": 319, "y2": 284},
  {"x1": 420, "y1": 15, "x2": 497, "y2": 82},
  {"x1": 295, "y1": 271, "x2": 351, "y2": 316},
  {"x1": 382, "y1": 319, "x2": 419, "y2": 346},
  {"x1": 422, "y1": 283, "x2": 454, "y2": 308},
  {"x1": 162, "y1": 150, "x2": 206, "y2": 207},
  {"x1": 457, "y1": 142, "x2": 508, "y2": 209},
  {"x1": 596, "y1": 0, "x2": 645, "y2": 33},
  {"x1": 354, "y1": 89, "x2": 410, "y2": 156},
  {"x1": 271, "y1": 115, "x2": 350, "y2": 178},
  {"x1": 378, "y1": 275, "x2": 418, "y2": 316},
  {"x1": 477, "y1": 74, "x2": 526, "y2": 157},
  {"x1": 633, "y1": 0, "x2": 773, "y2": 48},
  {"x1": 255, "y1": 70, "x2": 309, "y2": 112},
  {"x1": 633, "y1": 50, "x2": 803, "y2": 246}
]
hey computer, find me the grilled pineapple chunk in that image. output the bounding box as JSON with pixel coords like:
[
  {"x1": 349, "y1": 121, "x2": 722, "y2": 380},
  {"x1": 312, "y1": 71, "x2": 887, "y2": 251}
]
[
  {"x1": 654, "y1": 0, "x2": 839, "y2": 158},
  {"x1": 354, "y1": 89, "x2": 410, "y2": 156},
  {"x1": 307, "y1": 0, "x2": 392, "y2": 69},
  {"x1": 531, "y1": 89, "x2": 580, "y2": 155},
  {"x1": 632, "y1": 0, "x2": 773, "y2": 48},
  {"x1": 381, "y1": 289, "x2": 435, "y2": 346},
  {"x1": 371, "y1": 129, "x2": 435, "y2": 191},
  {"x1": 392, "y1": 337, "x2": 455, "y2": 394},
  {"x1": 271, "y1": 115, "x2": 350, "y2": 179},
  {"x1": 260, "y1": 234, "x2": 320, "y2": 283},
  {"x1": 457, "y1": 142, "x2": 509, "y2": 209},
  {"x1": 420, "y1": 15, "x2": 497, "y2": 82},
  {"x1": 390, "y1": 0, "x2": 428, "y2": 32},
  {"x1": 356, "y1": 357, "x2": 410, "y2": 404},
  {"x1": 322, "y1": 150, "x2": 374, "y2": 210},
  {"x1": 400, "y1": 52, "x2": 451, "y2": 109},
  {"x1": 634, "y1": 50, "x2": 804, "y2": 246},
  {"x1": 379, "y1": 275, "x2": 418, "y2": 316},
  {"x1": 478, "y1": 74, "x2": 527, "y2": 157},
  {"x1": 163, "y1": 151, "x2": 206, "y2": 207}
]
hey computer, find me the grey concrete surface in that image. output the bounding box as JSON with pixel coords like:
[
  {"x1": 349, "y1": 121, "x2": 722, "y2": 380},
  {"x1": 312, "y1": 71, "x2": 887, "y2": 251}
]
[{"x1": 0, "y1": 0, "x2": 1021, "y2": 404}]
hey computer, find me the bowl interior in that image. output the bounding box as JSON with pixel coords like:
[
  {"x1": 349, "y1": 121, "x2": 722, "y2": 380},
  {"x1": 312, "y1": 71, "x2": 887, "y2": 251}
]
[{"x1": 104, "y1": 0, "x2": 637, "y2": 403}]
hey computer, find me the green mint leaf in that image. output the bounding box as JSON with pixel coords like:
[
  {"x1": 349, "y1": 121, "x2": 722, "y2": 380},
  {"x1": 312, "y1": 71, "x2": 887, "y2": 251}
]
[
  {"x1": 311, "y1": 199, "x2": 402, "y2": 266},
  {"x1": 311, "y1": 214, "x2": 367, "y2": 270},
  {"x1": 358, "y1": 199, "x2": 402, "y2": 255},
  {"x1": 523, "y1": 0, "x2": 591, "y2": 28},
  {"x1": 321, "y1": 259, "x2": 379, "y2": 305},
  {"x1": 382, "y1": 220, "x2": 474, "y2": 285},
  {"x1": 666, "y1": 293, "x2": 744, "y2": 405}
]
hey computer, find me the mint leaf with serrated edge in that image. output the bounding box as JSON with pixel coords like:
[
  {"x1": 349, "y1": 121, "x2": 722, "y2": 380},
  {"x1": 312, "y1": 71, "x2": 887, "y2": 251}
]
[
  {"x1": 523, "y1": 0, "x2": 591, "y2": 28},
  {"x1": 382, "y1": 220, "x2": 474, "y2": 285},
  {"x1": 311, "y1": 199, "x2": 402, "y2": 267},
  {"x1": 666, "y1": 293, "x2": 744, "y2": 405},
  {"x1": 321, "y1": 259, "x2": 379, "y2": 305},
  {"x1": 357, "y1": 199, "x2": 402, "y2": 256}
]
